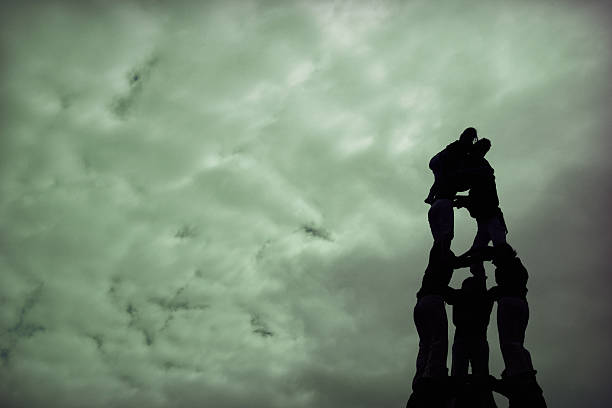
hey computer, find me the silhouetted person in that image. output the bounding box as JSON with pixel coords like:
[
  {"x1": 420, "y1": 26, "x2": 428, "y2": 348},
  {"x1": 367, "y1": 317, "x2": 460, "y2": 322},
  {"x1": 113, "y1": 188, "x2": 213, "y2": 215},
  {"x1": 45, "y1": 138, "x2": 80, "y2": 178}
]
[
  {"x1": 426, "y1": 128, "x2": 477, "y2": 252},
  {"x1": 489, "y1": 244, "x2": 547, "y2": 407},
  {"x1": 406, "y1": 243, "x2": 455, "y2": 408},
  {"x1": 454, "y1": 138, "x2": 507, "y2": 277},
  {"x1": 445, "y1": 276, "x2": 497, "y2": 408},
  {"x1": 425, "y1": 127, "x2": 478, "y2": 204},
  {"x1": 445, "y1": 276, "x2": 493, "y2": 377}
]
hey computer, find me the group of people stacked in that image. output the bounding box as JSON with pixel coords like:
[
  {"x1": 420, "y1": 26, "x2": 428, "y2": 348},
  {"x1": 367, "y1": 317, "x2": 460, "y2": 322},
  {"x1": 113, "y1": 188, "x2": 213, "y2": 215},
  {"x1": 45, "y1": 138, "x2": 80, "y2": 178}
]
[{"x1": 406, "y1": 128, "x2": 547, "y2": 407}]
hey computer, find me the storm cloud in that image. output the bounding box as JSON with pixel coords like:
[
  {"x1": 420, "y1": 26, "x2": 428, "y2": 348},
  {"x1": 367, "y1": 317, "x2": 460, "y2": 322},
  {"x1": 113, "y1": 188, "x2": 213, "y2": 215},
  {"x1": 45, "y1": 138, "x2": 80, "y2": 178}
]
[{"x1": 1, "y1": 1, "x2": 611, "y2": 407}]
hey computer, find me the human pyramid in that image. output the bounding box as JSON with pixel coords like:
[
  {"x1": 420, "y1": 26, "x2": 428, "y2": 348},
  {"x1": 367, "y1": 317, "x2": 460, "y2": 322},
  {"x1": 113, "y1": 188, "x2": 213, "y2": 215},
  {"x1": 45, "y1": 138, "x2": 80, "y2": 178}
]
[{"x1": 406, "y1": 128, "x2": 547, "y2": 407}]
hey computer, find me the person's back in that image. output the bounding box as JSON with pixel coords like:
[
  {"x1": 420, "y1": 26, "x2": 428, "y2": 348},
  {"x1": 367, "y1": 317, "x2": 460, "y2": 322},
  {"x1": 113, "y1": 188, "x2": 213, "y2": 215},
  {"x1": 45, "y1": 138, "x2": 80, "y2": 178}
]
[
  {"x1": 451, "y1": 278, "x2": 494, "y2": 340},
  {"x1": 425, "y1": 127, "x2": 477, "y2": 203},
  {"x1": 435, "y1": 140, "x2": 469, "y2": 173},
  {"x1": 465, "y1": 157, "x2": 500, "y2": 219},
  {"x1": 454, "y1": 138, "x2": 508, "y2": 277},
  {"x1": 446, "y1": 277, "x2": 494, "y2": 378},
  {"x1": 490, "y1": 245, "x2": 547, "y2": 407},
  {"x1": 409, "y1": 244, "x2": 457, "y2": 407},
  {"x1": 492, "y1": 251, "x2": 528, "y2": 300}
]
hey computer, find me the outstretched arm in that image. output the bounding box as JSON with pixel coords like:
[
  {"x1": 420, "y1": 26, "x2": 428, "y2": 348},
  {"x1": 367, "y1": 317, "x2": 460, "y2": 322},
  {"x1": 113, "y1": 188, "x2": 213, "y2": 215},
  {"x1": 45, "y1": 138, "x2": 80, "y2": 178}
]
[{"x1": 455, "y1": 245, "x2": 495, "y2": 269}]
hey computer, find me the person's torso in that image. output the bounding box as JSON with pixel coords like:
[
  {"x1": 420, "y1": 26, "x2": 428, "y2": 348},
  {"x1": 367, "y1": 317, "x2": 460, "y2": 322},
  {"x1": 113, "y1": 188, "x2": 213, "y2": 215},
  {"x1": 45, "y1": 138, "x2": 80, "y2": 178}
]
[
  {"x1": 452, "y1": 294, "x2": 494, "y2": 331},
  {"x1": 494, "y1": 259, "x2": 529, "y2": 299},
  {"x1": 467, "y1": 158, "x2": 500, "y2": 217},
  {"x1": 417, "y1": 265, "x2": 454, "y2": 298}
]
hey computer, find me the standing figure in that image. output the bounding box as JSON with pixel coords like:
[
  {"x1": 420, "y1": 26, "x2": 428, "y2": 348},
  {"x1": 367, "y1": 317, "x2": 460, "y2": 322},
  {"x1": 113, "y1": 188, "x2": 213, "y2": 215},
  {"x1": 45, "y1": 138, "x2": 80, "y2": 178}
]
[
  {"x1": 489, "y1": 244, "x2": 547, "y2": 408},
  {"x1": 426, "y1": 127, "x2": 478, "y2": 252},
  {"x1": 454, "y1": 138, "x2": 508, "y2": 277},
  {"x1": 445, "y1": 276, "x2": 497, "y2": 407},
  {"x1": 406, "y1": 243, "x2": 455, "y2": 408},
  {"x1": 425, "y1": 127, "x2": 478, "y2": 205}
]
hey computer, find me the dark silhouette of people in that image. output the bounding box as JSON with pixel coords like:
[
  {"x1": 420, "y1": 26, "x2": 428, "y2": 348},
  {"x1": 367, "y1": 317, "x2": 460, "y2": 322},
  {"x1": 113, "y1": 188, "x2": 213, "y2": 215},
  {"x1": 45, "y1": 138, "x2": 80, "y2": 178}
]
[
  {"x1": 488, "y1": 244, "x2": 547, "y2": 407},
  {"x1": 408, "y1": 127, "x2": 546, "y2": 408},
  {"x1": 454, "y1": 138, "x2": 508, "y2": 278},
  {"x1": 445, "y1": 276, "x2": 497, "y2": 407},
  {"x1": 407, "y1": 243, "x2": 455, "y2": 407},
  {"x1": 426, "y1": 128, "x2": 477, "y2": 252},
  {"x1": 445, "y1": 276, "x2": 493, "y2": 377},
  {"x1": 425, "y1": 127, "x2": 478, "y2": 205}
]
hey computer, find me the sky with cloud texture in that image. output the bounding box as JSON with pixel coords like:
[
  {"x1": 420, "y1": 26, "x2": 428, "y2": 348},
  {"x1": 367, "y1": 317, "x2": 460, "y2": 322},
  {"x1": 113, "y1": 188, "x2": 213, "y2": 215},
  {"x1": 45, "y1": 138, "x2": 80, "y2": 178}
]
[{"x1": 1, "y1": 1, "x2": 611, "y2": 407}]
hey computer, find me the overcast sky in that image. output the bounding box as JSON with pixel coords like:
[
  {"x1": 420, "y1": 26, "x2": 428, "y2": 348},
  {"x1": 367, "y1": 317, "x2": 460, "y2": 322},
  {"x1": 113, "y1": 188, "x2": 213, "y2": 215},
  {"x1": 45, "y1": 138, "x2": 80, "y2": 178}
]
[{"x1": 1, "y1": 1, "x2": 611, "y2": 407}]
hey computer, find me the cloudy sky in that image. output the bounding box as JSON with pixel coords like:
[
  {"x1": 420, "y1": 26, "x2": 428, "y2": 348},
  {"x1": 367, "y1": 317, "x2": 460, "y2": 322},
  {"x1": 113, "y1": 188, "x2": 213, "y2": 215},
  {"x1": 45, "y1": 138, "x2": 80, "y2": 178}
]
[{"x1": 1, "y1": 0, "x2": 611, "y2": 407}]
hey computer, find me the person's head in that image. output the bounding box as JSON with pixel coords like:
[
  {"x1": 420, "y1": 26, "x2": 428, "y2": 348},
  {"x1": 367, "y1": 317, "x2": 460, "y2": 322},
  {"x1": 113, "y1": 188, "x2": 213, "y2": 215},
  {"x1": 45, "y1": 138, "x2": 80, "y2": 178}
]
[
  {"x1": 472, "y1": 138, "x2": 491, "y2": 158},
  {"x1": 491, "y1": 243, "x2": 517, "y2": 267},
  {"x1": 494, "y1": 256, "x2": 528, "y2": 287},
  {"x1": 459, "y1": 127, "x2": 478, "y2": 146}
]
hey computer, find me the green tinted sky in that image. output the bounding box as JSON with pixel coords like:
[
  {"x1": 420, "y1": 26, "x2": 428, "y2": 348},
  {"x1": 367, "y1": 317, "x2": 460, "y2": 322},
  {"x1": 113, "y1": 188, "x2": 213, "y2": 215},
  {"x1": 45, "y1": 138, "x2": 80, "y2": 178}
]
[{"x1": 1, "y1": 1, "x2": 611, "y2": 407}]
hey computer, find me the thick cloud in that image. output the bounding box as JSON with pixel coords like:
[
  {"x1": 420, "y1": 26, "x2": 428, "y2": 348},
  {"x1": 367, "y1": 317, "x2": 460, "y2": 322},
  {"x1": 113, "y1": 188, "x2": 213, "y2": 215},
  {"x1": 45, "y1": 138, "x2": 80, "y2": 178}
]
[{"x1": 0, "y1": 1, "x2": 611, "y2": 407}]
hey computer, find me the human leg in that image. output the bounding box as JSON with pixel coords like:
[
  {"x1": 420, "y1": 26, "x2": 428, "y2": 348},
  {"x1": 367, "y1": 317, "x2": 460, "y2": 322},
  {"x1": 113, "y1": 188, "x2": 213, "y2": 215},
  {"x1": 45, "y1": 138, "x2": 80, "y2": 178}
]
[
  {"x1": 425, "y1": 155, "x2": 442, "y2": 203},
  {"x1": 492, "y1": 297, "x2": 546, "y2": 407},
  {"x1": 410, "y1": 295, "x2": 450, "y2": 407},
  {"x1": 427, "y1": 199, "x2": 454, "y2": 251},
  {"x1": 413, "y1": 299, "x2": 430, "y2": 388},
  {"x1": 469, "y1": 219, "x2": 491, "y2": 277},
  {"x1": 451, "y1": 335, "x2": 469, "y2": 377},
  {"x1": 502, "y1": 371, "x2": 547, "y2": 408},
  {"x1": 487, "y1": 214, "x2": 507, "y2": 247},
  {"x1": 469, "y1": 338, "x2": 490, "y2": 376},
  {"x1": 497, "y1": 297, "x2": 534, "y2": 376},
  {"x1": 413, "y1": 295, "x2": 448, "y2": 380}
]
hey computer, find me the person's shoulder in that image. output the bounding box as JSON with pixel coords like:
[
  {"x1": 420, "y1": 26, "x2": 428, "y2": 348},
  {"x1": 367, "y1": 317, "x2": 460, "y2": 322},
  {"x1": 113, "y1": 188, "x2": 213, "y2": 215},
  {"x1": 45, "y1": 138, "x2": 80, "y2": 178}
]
[
  {"x1": 478, "y1": 157, "x2": 494, "y2": 175},
  {"x1": 481, "y1": 157, "x2": 494, "y2": 170},
  {"x1": 445, "y1": 140, "x2": 461, "y2": 151}
]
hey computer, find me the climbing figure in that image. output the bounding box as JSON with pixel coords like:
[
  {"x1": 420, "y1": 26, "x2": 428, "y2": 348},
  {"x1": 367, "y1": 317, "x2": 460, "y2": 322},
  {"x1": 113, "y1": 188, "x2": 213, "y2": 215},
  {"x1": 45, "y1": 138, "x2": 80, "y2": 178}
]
[
  {"x1": 454, "y1": 138, "x2": 508, "y2": 278},
  {"x1": 426, "y1": 127, "x2": 478, "y2": 251},
  {"x1": 406, "y1": 243, "x2": 456, "y2": 408},
  {"x1": 425, "y1": 127, "x2": 478, "y2": 205},
  {"x1": 489, "y1": 244, "x2": 547, "y2": 407},
  {"x1": 445, "y1": 276, "x2": 497, "y2": 407}
]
